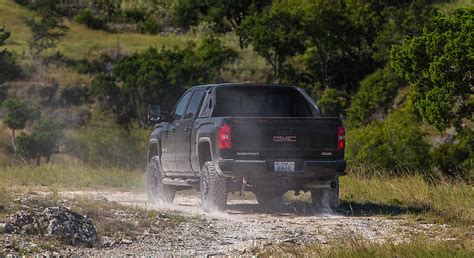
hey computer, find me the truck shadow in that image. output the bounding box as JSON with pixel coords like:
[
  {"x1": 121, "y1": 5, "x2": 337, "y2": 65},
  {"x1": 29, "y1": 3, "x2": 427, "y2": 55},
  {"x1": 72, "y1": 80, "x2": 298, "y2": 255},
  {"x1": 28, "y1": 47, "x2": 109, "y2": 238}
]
[
  {"x1": 226, "y1": 200, "x2": 430, "y2": 217},
  {"x1": 338, "y1": 201, "x2": 430, "y2": 217}
]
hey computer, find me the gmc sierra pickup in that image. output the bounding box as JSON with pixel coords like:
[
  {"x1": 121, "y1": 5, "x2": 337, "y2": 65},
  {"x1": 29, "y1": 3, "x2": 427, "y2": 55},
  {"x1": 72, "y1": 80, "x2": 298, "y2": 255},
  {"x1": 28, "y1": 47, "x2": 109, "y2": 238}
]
[{"x1": 146, "y1": 83, "x2": 346, "y2": 212}]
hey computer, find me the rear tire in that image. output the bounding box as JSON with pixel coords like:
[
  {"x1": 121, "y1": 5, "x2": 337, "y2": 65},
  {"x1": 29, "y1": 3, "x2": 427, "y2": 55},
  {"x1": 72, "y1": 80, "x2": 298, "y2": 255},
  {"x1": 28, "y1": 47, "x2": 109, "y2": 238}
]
[
  {"x1": 200, "y1": 161, "x2": 227, "y2": 212},
  {"x1": 311, "y1": 178, "x2": 339, "y2": 212},
  {"x1": 147, "y1": 156, "x2": 176, "y2": 204},
  {"x1": 254, "y1": 191, "x2": 283, "y2": 209}
]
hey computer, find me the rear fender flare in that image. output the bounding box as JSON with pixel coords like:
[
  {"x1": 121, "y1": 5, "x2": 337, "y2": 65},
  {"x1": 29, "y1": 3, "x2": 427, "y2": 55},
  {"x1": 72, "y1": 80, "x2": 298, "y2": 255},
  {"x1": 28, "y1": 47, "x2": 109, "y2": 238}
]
[{"x1": 197, "y1": 137, "x2": 214, "y2": 171}]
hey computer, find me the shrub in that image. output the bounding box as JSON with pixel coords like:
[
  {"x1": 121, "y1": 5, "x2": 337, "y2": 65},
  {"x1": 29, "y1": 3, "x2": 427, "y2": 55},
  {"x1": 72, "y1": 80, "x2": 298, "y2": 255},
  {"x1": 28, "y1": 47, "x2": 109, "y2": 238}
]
[
  {"x1": 16, "y1": 118, "x2": 63, "y2": 165},
  {"x1": 346, "y1": 111, "x2": 431, "y2": 174},
  {"x1": 75, "y1": 9, "x2": 107, "y2": 30},
  {"x1": 13, "y1": 0, "x2": 29, "y2": 6},
  {"x1": 431, "y1": 129, "x2": 473, "y2": 180},
  {"x1": 347, "y1": 66, "x2": 405, "y2": 128},
  {"x1": 137, "y1": 17, "x2": 162, "y2": 34},
  {"x1": 317, "y1": 88, "x2": 347, "y2": 117},
  {"x1": 118, "y1": 8, "x2": 146, "y2": 23},
  {"x1": 73, "y1": 111, "x2": 148, "y2": 169},
  {"x1": 59, "y1": 85, "x2": 89, "y2": 106},
  {"x1": 172, "y1": 0, "x2": 205, "y2": 29}
]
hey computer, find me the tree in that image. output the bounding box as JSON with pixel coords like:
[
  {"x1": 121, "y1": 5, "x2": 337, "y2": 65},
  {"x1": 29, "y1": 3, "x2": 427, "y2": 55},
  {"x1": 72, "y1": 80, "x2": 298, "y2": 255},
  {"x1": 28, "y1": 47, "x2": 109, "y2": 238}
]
[
  {"x1": 24, "y1": 0, "x2": 68, "y2": 56},
  {"x1": 16, "y1": 118, "x2": 63, "y2": 165},
  {"x1": 239, "y1": 6, "x2": 305, "y2": 82},
  {"x1": 301, "y1": 1, "x2": 364, "y2": 91},
  {"x1": 0, "y1": 26, "x2": 21, "y2": 85},
  {"x1": 2, "y1": 99, "x2": 38, "y2": 152},
  {"x1": 204, "y1": 0, "x2": 271, "y2": 47},
  {"x1": 372, "y1": 0, "x2": 438, "y2": 62},
  {"x1": 391, "y1": 8, "x2": 473, "y2": 131},
  {"x1": 173, "y1": 0, "x2": 271, "y2": 48},
  {"x1": 92, "y1": 36, "x2": 237, "y2": 126}
]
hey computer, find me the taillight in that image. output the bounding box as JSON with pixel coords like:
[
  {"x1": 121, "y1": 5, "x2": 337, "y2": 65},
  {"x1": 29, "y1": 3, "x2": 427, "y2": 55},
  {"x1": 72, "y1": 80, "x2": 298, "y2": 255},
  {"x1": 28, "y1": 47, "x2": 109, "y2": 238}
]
[
  {"x1": 337, "y1": 126, "x2": 345, "y2": 150},
  {"x1": 218, "y1": 124, "x2": 232, "y2": 149}
]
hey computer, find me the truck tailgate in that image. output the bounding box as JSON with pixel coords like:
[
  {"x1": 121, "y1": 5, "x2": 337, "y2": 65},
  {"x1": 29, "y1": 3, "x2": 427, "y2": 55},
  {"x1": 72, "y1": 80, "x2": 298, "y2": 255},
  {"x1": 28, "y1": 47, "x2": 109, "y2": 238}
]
[{"x1": 228, "y1": 117, "x2": 342, "y2": 159}]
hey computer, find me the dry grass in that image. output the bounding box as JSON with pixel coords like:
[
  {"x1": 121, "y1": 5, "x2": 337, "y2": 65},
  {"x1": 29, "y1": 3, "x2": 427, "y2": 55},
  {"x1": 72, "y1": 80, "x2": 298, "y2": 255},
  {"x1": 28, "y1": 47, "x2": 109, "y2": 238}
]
[
  {"x1": 0, "y1": 0, "x2": 193, "y2": 61},
  {"x1": 0, "y1": 163, "x2": 144, "y2": 189},
  {"x1": 258, "y1": 236, "x2": 473, "y2": 257},
  {"x1": 0, "y1": 0, "x2": 269, "y2": 83},
  {"x1": 0, "y1": 191, "x2": 186, "y2": 246},
  {"x1": 285, "y1": 170, "x2": 473, "y2": 227},
  {"x1": 340, "y1": 171, "x2": 473, "y2": 226},
  {"x1": 436, "y1": 0, "x2": 474, "y2": 14},
  {"x1": 67, "y1": 196, "x2": 186, "y2": 239}
]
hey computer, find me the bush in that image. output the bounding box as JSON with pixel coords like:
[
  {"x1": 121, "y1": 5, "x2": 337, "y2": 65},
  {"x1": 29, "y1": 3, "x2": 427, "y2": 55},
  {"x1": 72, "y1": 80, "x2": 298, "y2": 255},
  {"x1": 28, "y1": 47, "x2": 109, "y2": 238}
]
[
  {"x1": 347, "y1": 66, "x2": 405, "y2": 128},
  {"x1": 346, "y1": 111, "x2": 431, "y2": 174},
  {"x1": 13, "y1": 0, "x2": 29, "y2": 6},
  {"x1": 16, "y1": 118, "x2": 63, "y2": 165},
  {"x1": 137, "y1": 17, "x2": 162, "y2": 34},
  {"x1": 73, "y1": 111, "x2": 148, "y2": 169},
  {"x1": 59, "y1": 85, "x2": 89, "y2": 106},
  {"x1": 75, "y1": 9, "x2": 107, "y2": 30},
  {"x1": 172, "y1": 0, "x2": 204, "y2": 29},
  {"x1": 118, "y1": 8, "x2": 146, "y2": 23},
  {"x1": 431, "y1": 129, "x2": 473, "y2": 180},
  {"x1": 317, "y1": 88, "x2": 347, "y2": 117}
]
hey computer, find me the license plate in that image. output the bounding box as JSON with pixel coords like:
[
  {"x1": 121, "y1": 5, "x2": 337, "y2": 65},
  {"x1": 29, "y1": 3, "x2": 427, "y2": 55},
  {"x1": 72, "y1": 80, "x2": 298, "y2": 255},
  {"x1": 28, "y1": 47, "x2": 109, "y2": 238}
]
[{"x1": 274, "y1": 162, "x2": 295, "y2": 172}]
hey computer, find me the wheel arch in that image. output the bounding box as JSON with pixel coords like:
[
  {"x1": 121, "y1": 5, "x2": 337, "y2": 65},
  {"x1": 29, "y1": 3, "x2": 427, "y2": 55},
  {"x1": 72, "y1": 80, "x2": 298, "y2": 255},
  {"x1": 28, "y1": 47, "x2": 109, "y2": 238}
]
[
  {"x1": 148, "y1": 138, "x2": 160, "y2": 162},
  {"x1": 197, "y1": 137, "x2": 213, "y2": 170}
]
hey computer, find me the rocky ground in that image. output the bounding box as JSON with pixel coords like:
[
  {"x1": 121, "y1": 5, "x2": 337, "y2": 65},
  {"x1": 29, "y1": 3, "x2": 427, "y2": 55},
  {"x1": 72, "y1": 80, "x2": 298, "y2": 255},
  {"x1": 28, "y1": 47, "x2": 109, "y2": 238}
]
[{"x1": 0, "y1": 190, "x2": 451, "y2": 256}]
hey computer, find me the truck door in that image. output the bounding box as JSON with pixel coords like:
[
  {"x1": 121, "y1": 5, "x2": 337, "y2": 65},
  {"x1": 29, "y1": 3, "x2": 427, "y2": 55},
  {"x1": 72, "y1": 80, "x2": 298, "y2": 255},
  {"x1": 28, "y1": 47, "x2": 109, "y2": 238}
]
[
  {"x1": 160, "y1": 91, "x2": 192, "y2": 172},
  {"x1": 175, "y1": 90, "x2": 205, "y2": 172}
]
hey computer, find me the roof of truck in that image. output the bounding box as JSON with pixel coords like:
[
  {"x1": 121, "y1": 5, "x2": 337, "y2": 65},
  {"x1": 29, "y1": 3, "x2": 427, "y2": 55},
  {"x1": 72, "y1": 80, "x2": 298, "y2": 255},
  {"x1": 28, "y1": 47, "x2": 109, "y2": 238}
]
[{"x1": 189, "y1": 83, "x2": 296, "y2": 90}]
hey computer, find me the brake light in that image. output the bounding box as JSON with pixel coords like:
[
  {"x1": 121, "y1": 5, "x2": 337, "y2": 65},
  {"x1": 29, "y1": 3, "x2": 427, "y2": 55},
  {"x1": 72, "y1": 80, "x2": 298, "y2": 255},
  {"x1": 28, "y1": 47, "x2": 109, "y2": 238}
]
[
  {"x1": 218, "y1": 124, "x2": 232, "y2": 149},
  {"x1": 337, "y1": 126, "x2": 345, "y2": 150}
]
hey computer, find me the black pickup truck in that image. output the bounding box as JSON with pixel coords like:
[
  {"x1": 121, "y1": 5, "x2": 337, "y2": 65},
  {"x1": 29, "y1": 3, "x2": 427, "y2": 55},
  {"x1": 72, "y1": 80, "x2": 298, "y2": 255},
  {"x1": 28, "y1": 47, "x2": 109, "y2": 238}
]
[{"x1": 146, "y1": 83, "x2": 346, "y2": 212}]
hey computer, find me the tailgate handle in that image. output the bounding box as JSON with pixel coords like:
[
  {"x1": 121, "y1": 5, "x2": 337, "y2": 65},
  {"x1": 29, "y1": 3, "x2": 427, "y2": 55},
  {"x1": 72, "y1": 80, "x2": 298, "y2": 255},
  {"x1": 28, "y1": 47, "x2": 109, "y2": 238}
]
[{"x1": 278, "y1": 128, "x2": 294, "y2": 134}]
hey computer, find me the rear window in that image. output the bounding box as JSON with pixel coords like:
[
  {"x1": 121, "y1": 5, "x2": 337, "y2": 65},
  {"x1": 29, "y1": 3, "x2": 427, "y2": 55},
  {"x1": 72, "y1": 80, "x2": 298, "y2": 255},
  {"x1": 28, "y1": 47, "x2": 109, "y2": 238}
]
[{"x1": 213, "y1": 86, "x2": 314, "y2": 117}]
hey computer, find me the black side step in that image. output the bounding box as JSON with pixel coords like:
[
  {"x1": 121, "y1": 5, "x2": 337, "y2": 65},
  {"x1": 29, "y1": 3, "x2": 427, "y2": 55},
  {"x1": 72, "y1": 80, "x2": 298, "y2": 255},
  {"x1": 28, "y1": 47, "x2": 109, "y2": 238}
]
[{"x1": 162, "y1": 178, "x2": 200, "y2": 186}]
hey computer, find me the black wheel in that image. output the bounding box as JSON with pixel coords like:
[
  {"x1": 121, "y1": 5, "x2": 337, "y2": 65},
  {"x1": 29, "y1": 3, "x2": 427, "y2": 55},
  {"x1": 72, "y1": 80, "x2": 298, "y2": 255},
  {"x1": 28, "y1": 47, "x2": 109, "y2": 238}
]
[
  {"x1": 254, "y1": 191, "x2": 283, "y2": 209},
  {"x1": 147, "y1": 156, "x2": 176, "y2": 204},
  {"x1": 200, "y1": 161, "x2": 227, "y2": 212},
  {"x1": 311, "y1": 178, "x2": 339, "y2": 212}
]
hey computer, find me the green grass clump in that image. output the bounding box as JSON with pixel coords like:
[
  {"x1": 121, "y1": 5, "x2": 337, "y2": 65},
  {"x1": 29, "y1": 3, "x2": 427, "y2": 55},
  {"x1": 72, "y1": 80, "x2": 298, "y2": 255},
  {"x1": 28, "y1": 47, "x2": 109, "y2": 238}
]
[{"x1": 0, "y1": 163, "x2": 144, "y2": 189}]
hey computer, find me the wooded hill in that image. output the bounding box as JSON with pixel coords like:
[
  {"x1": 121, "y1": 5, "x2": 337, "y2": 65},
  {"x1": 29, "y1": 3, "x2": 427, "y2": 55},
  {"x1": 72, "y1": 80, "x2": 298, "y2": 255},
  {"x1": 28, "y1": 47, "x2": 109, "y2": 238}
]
[{"x1": 0, "y1": 0, "x2": 472, "y2": 180}]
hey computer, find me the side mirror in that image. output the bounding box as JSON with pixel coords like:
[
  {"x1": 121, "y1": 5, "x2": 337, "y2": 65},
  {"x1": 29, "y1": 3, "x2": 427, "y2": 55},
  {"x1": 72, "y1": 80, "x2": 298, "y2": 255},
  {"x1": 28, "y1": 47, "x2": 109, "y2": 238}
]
[{"x1": 148, "y1": 104, "x2": 171, "y2": 124}]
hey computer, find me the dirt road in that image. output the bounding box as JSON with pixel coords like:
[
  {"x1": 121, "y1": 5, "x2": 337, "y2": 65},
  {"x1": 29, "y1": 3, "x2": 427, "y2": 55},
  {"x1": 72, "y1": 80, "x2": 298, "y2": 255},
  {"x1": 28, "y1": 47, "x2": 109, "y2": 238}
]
[{"x1": 61, "y1": 190, "x2": 446, "y2": 256}]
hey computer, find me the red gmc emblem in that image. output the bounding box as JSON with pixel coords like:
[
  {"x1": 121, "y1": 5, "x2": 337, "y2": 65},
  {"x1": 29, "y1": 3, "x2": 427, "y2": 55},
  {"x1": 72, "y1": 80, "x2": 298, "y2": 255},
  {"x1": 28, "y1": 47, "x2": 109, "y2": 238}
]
[{"x1": 273, "y1": 136, "x2": 297, "y2": 142}]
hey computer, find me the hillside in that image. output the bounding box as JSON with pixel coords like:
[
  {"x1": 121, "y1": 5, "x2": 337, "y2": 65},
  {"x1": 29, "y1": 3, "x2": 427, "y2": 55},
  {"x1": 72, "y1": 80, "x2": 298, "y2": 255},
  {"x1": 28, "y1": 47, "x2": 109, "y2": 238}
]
[{"x1": 0, "y1": 0, "x2": 472, "y2": 256}]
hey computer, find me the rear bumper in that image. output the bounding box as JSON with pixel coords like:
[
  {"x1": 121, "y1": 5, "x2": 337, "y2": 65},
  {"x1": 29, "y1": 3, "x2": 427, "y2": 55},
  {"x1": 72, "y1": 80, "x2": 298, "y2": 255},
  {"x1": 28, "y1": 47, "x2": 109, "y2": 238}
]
[{"x1": 216, "y1": 159, "x2": 346, "y2": 179}]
